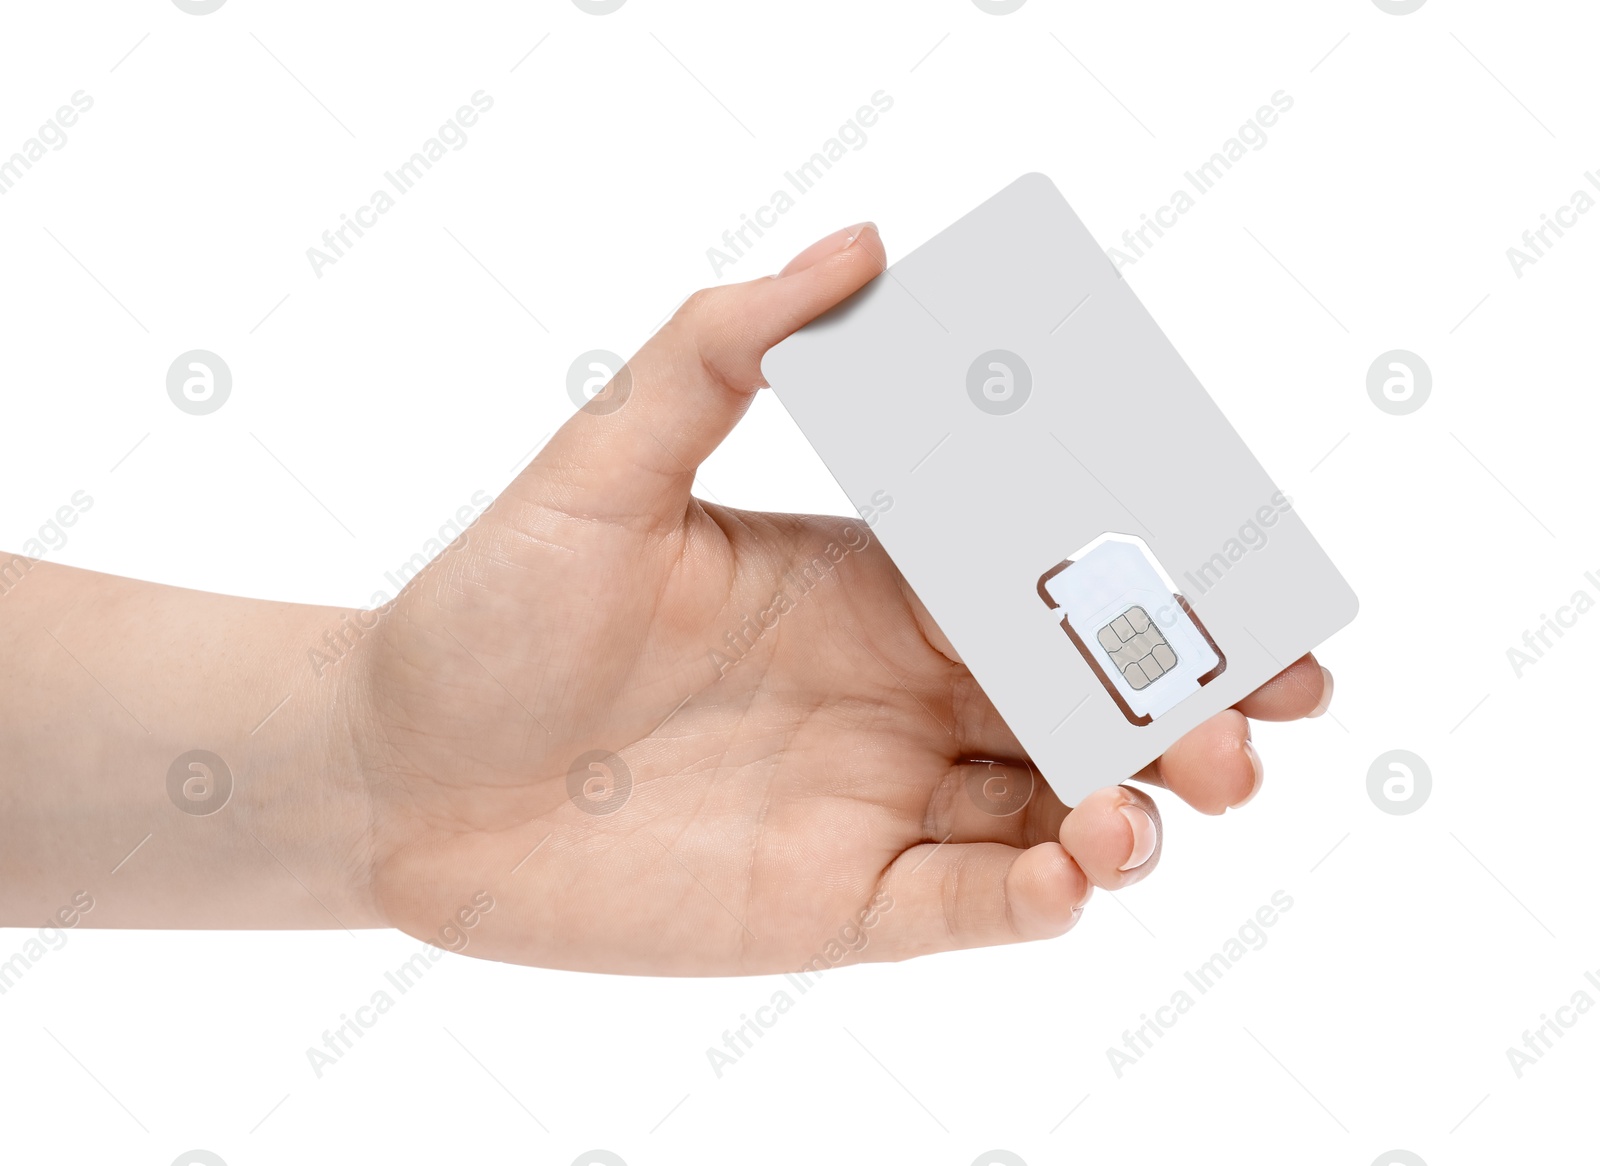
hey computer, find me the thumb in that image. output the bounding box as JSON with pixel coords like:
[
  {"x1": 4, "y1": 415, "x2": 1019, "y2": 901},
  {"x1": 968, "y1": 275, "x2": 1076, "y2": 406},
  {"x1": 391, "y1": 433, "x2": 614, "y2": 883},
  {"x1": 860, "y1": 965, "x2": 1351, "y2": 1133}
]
[{"x1": 517, "y1": 222, "x2": 885, "y2": 527}]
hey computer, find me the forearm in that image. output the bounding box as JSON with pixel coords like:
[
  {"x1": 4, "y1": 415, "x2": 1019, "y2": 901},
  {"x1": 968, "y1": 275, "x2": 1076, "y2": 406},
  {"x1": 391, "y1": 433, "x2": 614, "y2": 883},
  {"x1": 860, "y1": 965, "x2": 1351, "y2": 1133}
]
[{"x1": 0, "y1": 557, "x2": 383, "y2": 929}]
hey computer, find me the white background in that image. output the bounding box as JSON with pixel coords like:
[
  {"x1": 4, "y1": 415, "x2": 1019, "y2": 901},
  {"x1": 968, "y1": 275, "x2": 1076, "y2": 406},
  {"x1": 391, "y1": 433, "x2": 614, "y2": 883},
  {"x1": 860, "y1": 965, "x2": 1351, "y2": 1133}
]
[{"x1": 1, "y1": 1, "x2": 1596, "y2": 1163}]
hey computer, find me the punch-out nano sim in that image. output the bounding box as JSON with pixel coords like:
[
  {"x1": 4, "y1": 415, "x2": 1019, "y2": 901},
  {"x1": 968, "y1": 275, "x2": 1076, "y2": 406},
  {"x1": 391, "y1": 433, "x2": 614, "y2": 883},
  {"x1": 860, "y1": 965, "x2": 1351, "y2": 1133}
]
[{"x1": 1037, "y1": 535, "x2": 1226, "y2": 726}]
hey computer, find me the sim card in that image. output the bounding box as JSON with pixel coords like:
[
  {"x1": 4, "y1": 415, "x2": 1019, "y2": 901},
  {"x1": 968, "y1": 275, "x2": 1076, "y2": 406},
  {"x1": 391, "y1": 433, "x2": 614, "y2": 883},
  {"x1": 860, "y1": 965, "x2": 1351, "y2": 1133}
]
[
  {"x1": 1039, "y1": 535, "x2": 1225, "y2": 726},
  {"x1": 762, "y1": 174, "x2": 1357, "y2": 805}
]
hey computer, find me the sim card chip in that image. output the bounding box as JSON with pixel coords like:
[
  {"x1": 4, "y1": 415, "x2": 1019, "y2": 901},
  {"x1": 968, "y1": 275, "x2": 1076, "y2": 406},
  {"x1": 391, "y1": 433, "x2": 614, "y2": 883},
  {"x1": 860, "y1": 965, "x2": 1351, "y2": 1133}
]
[{"x1": 1095, "y1": 606, "x2": 1178, "y2": 690}]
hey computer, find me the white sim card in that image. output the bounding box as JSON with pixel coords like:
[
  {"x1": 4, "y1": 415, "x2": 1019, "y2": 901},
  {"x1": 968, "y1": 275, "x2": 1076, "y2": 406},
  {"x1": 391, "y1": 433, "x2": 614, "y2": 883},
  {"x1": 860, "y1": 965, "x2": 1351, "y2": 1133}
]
[
  {"x1": 762, "y1": 173, "x2": 1357, "y2": 805},
  {"x1": 1038, "y1": 535, "x2": 1224, "y2": 725}
]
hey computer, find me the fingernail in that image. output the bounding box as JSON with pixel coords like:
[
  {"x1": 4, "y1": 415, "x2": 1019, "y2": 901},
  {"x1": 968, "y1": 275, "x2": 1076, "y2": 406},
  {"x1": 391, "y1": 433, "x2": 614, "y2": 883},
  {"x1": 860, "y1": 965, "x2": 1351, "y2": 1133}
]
[
  {"x1": 841, "y1": 221, "x2": 873, "y2": 247},
  {"x1": 1232, "y1": 741, "x2": 1265, "y2": 809},
  {"x1": 1117, "y1": 804, "x2": 1158, "y2": 871},
  {"x1": 1308, "y1": 666, "x2": 1335, "y2": 718},
  {"x1": 777, "y1": 222, "x2": 874, "y2": 278}
]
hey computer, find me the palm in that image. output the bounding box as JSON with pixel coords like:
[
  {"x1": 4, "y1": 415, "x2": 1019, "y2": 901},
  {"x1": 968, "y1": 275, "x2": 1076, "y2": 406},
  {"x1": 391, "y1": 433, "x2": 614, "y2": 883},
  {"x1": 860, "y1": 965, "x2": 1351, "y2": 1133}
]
[{"x1": 359, "y1": 498, "x2": 1008, "y2": 974}]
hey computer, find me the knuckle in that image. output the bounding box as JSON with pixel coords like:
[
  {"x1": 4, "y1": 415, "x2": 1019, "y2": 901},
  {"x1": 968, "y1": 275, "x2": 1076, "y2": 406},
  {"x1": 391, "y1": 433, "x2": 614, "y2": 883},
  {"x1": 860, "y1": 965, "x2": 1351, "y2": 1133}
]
[{"x1": 674, "y1": 286, "x2": 723, "y2": 326}]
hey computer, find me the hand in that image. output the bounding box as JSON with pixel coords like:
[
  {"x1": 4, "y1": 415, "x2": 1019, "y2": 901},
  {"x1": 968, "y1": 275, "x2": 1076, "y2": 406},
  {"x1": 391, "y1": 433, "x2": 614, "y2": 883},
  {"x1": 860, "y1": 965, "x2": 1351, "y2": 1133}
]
[{"x1": 349, "y1": 223, "x2": 1335, "y2": 974}]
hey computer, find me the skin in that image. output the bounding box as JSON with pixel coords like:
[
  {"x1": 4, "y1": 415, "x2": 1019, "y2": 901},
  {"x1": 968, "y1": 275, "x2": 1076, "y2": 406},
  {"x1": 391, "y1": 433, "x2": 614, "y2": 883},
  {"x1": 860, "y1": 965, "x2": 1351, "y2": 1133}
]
[{"x1": 0, "y1": 223, "x2": 1332, "y2": 975}]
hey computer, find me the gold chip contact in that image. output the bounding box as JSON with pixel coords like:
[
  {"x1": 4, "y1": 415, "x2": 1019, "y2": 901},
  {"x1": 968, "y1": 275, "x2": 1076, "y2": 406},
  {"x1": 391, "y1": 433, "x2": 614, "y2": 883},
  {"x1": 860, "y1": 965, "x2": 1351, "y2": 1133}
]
[{"x1": 1095, "y1": 606, "x2": 1179, "y2": 690}]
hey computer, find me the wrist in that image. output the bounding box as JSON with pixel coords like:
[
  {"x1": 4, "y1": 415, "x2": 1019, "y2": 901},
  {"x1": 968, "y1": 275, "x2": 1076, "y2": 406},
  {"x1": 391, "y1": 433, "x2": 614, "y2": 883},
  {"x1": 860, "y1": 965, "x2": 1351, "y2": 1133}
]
[{"x1": 242, "y1": 602, "x2": 387, "y2": 930}]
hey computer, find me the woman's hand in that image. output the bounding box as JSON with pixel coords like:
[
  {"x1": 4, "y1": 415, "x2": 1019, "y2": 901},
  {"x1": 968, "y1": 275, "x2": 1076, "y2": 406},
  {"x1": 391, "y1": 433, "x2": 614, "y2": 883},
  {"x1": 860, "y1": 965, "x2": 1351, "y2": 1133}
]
[{"x1": 349, "y1": 224, "x2": 1333, "y2": 974}]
